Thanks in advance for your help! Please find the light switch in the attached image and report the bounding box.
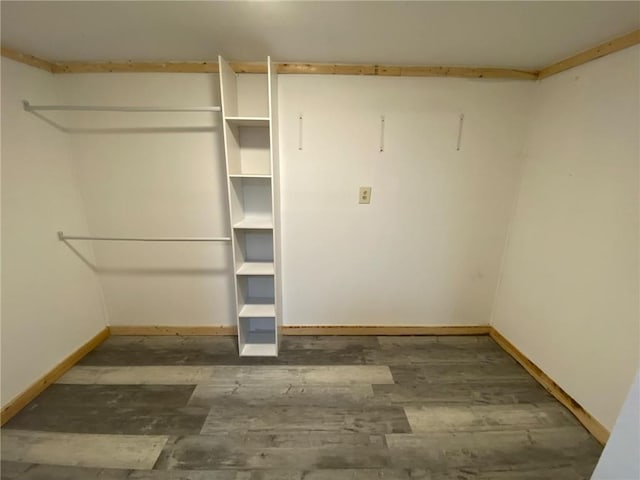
[359,186,371,204]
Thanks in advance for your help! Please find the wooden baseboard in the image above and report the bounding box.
[108,325,489,336]
[1,327,110,425]
[489,327,609,445]
[109,325,238,336]
[283,325,490,336]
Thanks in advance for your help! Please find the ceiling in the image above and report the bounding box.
[1,1,639,70]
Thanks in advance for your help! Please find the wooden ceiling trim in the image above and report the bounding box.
[53,61,219,74]
[2,29,638,79]
[276,63,538,79]
[1,47,57,73]
[539,29,639,79]
[49,60,538,79]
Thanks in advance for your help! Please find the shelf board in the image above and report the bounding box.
[239,304,276,317]
[236,262,275,275]
[229,174,272,179]
[233,218,273,230]
[240,342,277,357]
[226,116,270,127]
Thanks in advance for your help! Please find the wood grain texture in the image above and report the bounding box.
[5,403,208,436]
[52,61,536,79]
[0,47,535,80]
[1,430,167,470]
[57,365,395,385]
[53,61,219,74]
[0,47,57,73]
[539,29,640,79]
[109,325,237,336]
[386,427,602,472]
[404,403,574,433]
[200,405,411,434]
[277,63,537,80]
[153,434,392,470]
[2,335,603,477]
[0,327,109,426]
[489,327,610,445]
[283,325,491,335]
[188,383,375,408]
[107,325,490,336]
[4,30,638,80]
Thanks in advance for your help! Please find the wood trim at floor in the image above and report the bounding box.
[282,325,491,335]
[0,327,110,426]
[489,327,609,445]
[109,325,238,336]
[107,325,490,336]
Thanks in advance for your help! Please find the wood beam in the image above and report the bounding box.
[539,29,640,79]
[490,327,609,445]
[277,63,538,80]
[3,28,638,80]
[50,60,538,80]
[0,47,57,73]
[53,61,219,74]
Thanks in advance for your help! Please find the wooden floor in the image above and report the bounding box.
[1,335,602,479]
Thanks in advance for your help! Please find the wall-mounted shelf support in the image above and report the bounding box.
[298,114,303,151]
[380,115,385,152]
[457,113,465,151]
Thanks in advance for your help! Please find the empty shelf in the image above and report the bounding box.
[226,116,270,127]
[229,174,272,179]
[233,218,273,229]
[240,342,277,357]
[239,304,276,317]
[236,262,275,275]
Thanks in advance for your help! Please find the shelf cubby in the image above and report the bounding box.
[225,124,271,176]
[238,317,277,357]
[229,177,272,226]
[234,229,274,275]
[237,275,275,317]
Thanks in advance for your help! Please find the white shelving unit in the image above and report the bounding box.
[219,56,282,357]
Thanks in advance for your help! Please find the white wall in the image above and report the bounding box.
[492,46,640,431]
[592,370,640,480]
[50,73,534,328]
[55,74,235,327]
[1,58,107,406]
[279,75,534,325]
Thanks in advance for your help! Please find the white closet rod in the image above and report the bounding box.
[24,100,221,113]
[58,231,230,242]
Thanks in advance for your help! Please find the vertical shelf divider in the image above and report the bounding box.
[219,55,281,357]
[268,56,283,354]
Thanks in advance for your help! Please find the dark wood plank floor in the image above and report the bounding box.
[1,335,603,479]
